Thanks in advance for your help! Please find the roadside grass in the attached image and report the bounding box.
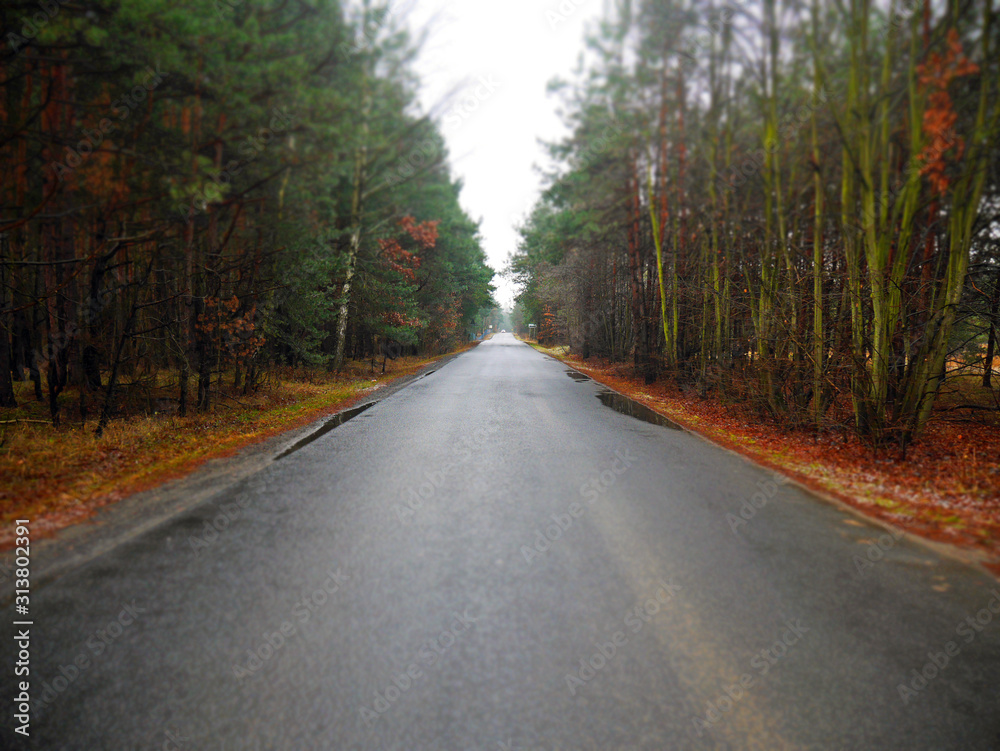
[530,343,1000,566]
[0,348,470,544]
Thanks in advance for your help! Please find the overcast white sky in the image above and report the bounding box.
[401,0,608,309]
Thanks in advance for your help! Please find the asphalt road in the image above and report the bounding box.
[3,333,999,750]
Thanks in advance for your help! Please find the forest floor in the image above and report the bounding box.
[0,347,472,546]
[529,342,1000,574]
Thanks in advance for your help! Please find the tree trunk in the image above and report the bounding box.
[983,270,999,388]
[811,0,824,426]
[333,18,374,372]
[0,240,16,408]
[651,63,672,366]
[626,153,650,382]
[0,322,15,408]
[81,245,118,392]
[96,263,152,437]
[178,221,194,417]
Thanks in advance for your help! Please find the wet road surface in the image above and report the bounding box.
[3,333,999,750]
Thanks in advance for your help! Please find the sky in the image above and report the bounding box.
[400,0,609,310]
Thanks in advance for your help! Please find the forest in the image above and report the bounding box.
[1,0,496,433]
[510,0,999,448]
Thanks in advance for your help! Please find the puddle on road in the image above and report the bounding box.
[275,401,378,460]
[565,369,591,382]
[596,390,682,430]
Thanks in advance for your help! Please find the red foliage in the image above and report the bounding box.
[383,311,423,327]
[378,236,420,281]
[196,295,265,359]
[377,215,438,282]
[540,304,558,341]
[422,295,461,350]
[399,215,439,249]
[916,29,979,195]
[375,216,441,329]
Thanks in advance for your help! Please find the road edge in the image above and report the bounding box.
[544,348,998,580]
[0,349,470,605]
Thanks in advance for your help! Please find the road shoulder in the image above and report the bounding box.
[0,350,468,604]
[526,341,999,580]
